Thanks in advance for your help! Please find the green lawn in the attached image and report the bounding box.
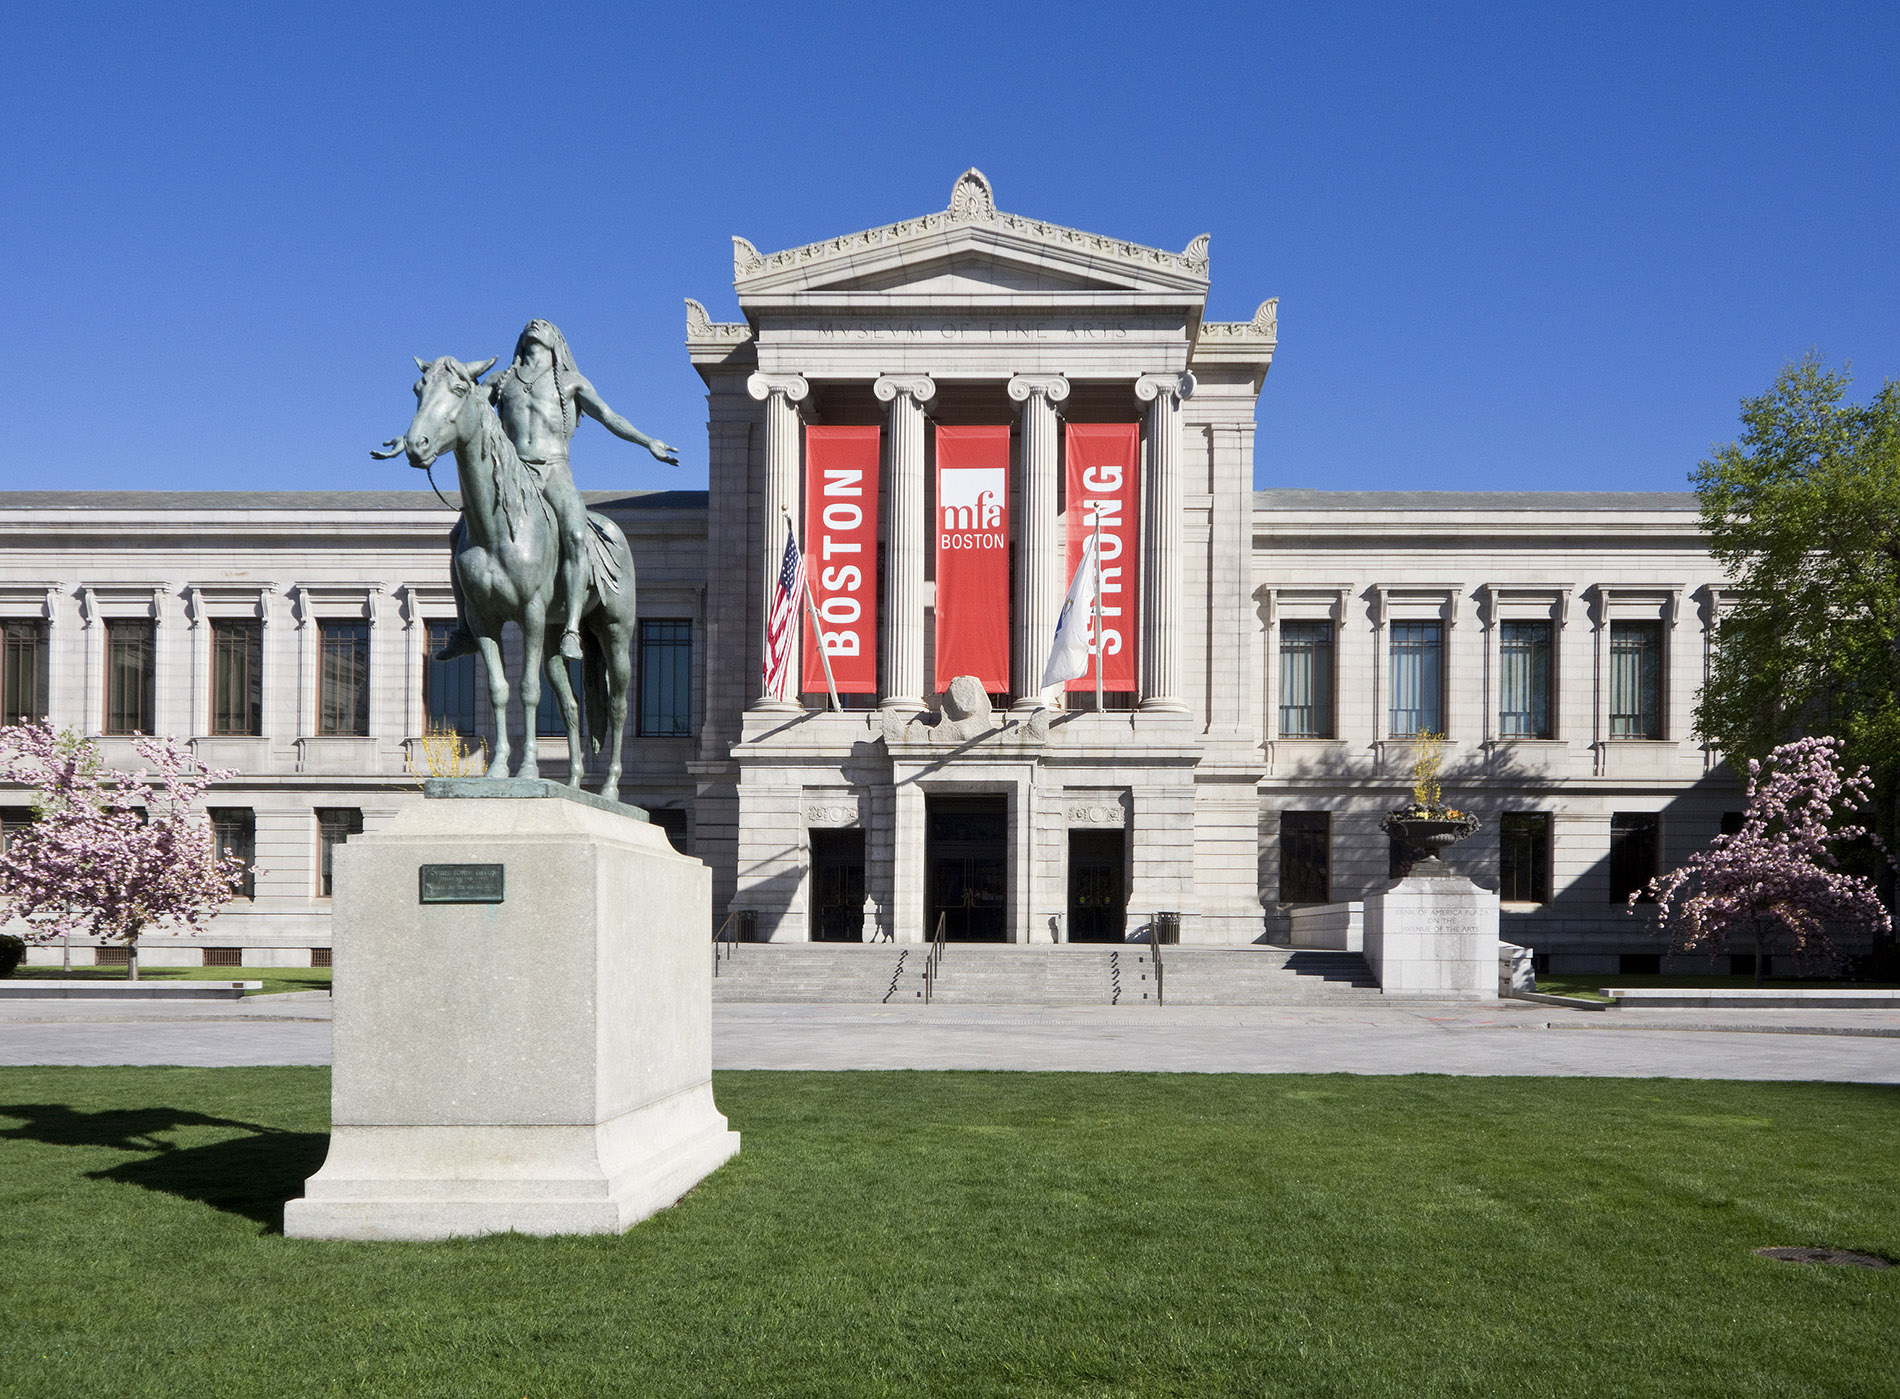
[1537,974,1900,1003]
[2,1070,1897,1397]
[5,965,330,996]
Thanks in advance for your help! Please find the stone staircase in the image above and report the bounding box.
[710,943,1386,1006]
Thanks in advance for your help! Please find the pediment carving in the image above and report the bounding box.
[730,169,1211,297]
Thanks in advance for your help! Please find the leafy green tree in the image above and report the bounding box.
[1693,354,1900,948]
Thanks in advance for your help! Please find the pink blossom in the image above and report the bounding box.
[0,723,246,979]
[1636,736,1891,980]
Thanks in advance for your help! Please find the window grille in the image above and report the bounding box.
[105,619,154,735]
[1,620,48,725]
[1609,621,1663,738]
[316,807,364,896]
[423,621,479,737]
[1498,621,1552,739]
[318,623,369,737]
[535,658,583,737]
[638,620,693,736]
[1500,812,1551,903]
[211,620,262,736]
[1609,812,1659,902]
[209,807,256,899]
[1279,811,1330,903]
[1388,621,1443,737]
[202,947,242,967]
[1279,622,1334,738]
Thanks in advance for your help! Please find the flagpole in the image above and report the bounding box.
[785,507,842,713]
[1092,509,1104,714]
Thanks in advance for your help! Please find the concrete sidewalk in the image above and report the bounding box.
[5,996,1900,1080]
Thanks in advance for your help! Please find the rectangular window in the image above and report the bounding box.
[535,658,583,737]
[1609,621,1663,739]
[1500,812,1551,903]
[211,620,263,736]
[203,947,242,967]
[638,620,693,737]
[1389,621,1443,738]
[209,807,256,899]
[1609,812,1659,902]
[649,808,689,854]
[1498,621,1552,739]
[1278,622,1335,739]
[0,806,33,855]
[1279,811,1330,904]
[316,807,363,897]
[423,621,479,737]
[1720,810,1744,837]
[1,620,48,725]
[317,622,369,737]
[105,619,155,735]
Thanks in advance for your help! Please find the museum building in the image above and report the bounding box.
[0,171,1745,973]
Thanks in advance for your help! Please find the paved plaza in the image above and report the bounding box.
[5,997,1900,1081]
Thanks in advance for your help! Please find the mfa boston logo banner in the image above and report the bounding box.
[934,427,1011,691]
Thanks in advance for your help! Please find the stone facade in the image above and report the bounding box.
[0,173,1761,974]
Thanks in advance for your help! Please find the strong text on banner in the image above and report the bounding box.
[1064,423,1140,693]
[934,425,1011,692]
[803,426,881,693]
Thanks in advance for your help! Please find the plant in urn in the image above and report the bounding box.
[1379,730,1479,870]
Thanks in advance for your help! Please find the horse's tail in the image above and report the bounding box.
[582,625,609,756]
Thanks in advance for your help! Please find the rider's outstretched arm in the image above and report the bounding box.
[574,376,679,464]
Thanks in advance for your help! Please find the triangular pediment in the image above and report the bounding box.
[732,169,1210,301]
[815,249,1128,295]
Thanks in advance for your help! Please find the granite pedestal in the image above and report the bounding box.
[1363,861,1500,1000]
[284,780,739,1240]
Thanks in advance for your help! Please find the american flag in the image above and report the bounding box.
[763,522,805,701]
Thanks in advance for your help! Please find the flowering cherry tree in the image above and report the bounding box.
[0,723,246,981]
[1638,736,1891,985]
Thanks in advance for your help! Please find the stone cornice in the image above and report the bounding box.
[684,298,751,348]
[732,168,1212,291]
[1197,298,1278,344]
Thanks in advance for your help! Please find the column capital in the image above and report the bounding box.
[746,372,809,404]
[1006,374,1070,404]
[1135,371,1196,405]
[873,374,936,404]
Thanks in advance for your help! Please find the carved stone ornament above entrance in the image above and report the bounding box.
[879,675,1052,749]
[804,802,860,827]
[1067,803,1128,826]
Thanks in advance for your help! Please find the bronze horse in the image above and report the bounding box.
[378,356,637,793]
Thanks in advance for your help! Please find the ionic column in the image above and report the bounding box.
[1135,371,1195,713]
[745,372,809,711]
[1007,374,1069,711]
[873,374,935,712]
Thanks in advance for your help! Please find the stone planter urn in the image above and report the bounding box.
[1379,811,1481,870]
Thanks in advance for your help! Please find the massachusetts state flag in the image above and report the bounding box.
[764,523,805,702]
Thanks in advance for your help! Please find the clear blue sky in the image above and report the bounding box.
[4,2,1894,496]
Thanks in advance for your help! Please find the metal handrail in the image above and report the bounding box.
[1150,920,1165,1006]
[711,909,742,977]
[923,912,947,1004]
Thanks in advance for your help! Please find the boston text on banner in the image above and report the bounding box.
[803,426,881,693]
[934,425,1011,692]
[1064,423,1140,693]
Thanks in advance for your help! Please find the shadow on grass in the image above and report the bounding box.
[0,1103,328,1233]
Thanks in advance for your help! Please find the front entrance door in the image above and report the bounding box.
[810,828,866,942]
[925,796,1007,941]
[1067,829,1126,942]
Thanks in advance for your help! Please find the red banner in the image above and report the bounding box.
[934,425,1011,692]
[1064,423,1140,692]
[803,426,881,693]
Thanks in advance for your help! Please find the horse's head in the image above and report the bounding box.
[394,355,497,468]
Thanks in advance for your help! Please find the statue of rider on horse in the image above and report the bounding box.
[373,321,676,798]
